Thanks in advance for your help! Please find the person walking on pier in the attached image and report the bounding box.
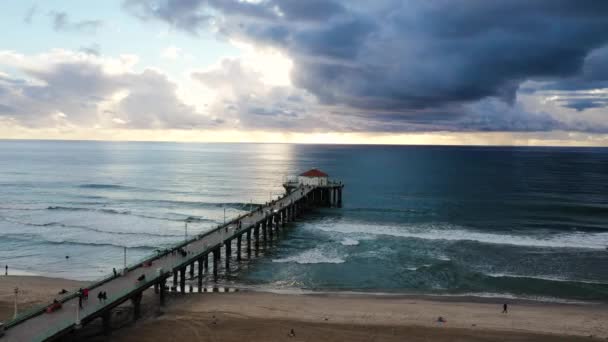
[97,291,103,303]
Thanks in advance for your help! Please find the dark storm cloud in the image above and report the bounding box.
[124,1,608,108]
[49,11,103,33]
[120,1,608,132]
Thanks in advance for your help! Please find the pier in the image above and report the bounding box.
[1,170,344,342]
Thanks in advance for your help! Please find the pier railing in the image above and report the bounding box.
[2,199,278,330]
[3,184,321,339]
[33,270,172,342]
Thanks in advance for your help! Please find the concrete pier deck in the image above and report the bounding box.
[2,182,343,342]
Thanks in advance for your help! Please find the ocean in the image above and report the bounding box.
[1,140,607,301]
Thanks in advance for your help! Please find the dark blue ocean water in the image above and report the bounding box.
[1,141,607,301]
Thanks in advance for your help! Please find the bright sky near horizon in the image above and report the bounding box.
[2,1,608,146]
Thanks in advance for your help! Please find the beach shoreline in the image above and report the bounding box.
[1,275,607,340]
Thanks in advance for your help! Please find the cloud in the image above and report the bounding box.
[190,58,325,131]
[521,46,608,111]
[24,5,37,24]
[0,50,214,130]
[49,11,103,33]
[79,44,101,56]
[161,46,181,59]
[123,0,608,132]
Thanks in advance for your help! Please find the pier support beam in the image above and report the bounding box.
[282,209,287,227]
[262,221,268,244]
[102,311,111,336]
[179,268,186,293]
[189,262,194,278]
[159,279,166,306]
[269,217,274,242]
[204,254,208,274]
[338,187,342,208]
[213,248,219,281]
[197,258,203,289]
[131,292,142,321]
[225,240,231,271]
[172,271,178,291]
[246,229,252,258]
[237,235,242,261]
[254,224,260,253]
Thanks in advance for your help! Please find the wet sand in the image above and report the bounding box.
[1,276,607,341]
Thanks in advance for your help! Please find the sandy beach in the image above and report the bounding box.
[0,276,86,322]
[108,291,608,341]
[2,276,607,341]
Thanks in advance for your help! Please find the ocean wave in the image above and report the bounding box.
[308,222,608,250]
[342,207,431,214]
[1,234,161,250]
[0,217,184,238]
[44,205,214,223]
[273,248,346,264]
[340,238,360,246]
[485,273,608,285]
[78,183,130,190]
[433,292,597,304]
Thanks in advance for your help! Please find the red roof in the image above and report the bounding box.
[300,168,328,177]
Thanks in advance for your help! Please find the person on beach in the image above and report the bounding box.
[113,267,117,277]
[97,291,103,303]
[4,265,7,275]
[502,303,508,314]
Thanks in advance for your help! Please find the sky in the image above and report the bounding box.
[1,1,608,146]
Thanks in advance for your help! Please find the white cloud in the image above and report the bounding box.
[0,49,215,130]
[161,46,182,60]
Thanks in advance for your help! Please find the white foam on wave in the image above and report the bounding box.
[306,221,608,250]
[273,248,345,264]
[340,238,360,246]
[486,272,608,285]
